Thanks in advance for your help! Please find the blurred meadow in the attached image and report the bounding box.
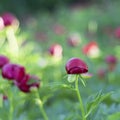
[0,0,120,120]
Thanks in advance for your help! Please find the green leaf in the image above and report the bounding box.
[79,75,86,87]
[67,75,76,83]
[107,112,120,120]
[86,91,113,118]
[111,90,120,103]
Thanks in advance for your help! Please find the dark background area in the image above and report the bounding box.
[0,0,105,16]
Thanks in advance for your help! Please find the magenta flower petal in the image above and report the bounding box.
[49,44,63,58]
[1,12,19,27]
[2,63,25,80]
[15,74,40,93]
[65,58,88,74]
[0,55,9,68]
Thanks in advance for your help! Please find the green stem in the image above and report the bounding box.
[6,27,19,56]
[35,91,48,120]
[75,75,86,120]
[7,82,14,120]
[9,94,13,120]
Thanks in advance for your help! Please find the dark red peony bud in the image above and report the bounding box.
[114,27,120,39]
[49,44,63,58]
[15,74,40,93]
[1,12,19,27]
[65,58,88,74]
[105,55,117,71]
[2,63,25,80]
[82,41,100,58]
[0,55,9,68]
[105,55,117,64]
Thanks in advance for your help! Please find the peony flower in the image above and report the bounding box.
[105,55,117,64]
[15,74,40,93]
[0,55,9,68]
[82,41,100,58]
[65,57,88,74]
[49,44,63,58]
[1,12,19,27]
[2,63,25,80]
[105,55,117,71]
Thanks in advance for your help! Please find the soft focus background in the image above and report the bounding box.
[0,0,120,120]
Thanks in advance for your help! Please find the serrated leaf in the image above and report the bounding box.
[107,112,120,120]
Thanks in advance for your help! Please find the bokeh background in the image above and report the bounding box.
[0,0,120,120]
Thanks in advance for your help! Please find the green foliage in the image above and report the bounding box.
[86,91,113,118]
[0,1,120,119]
[107,112,120,120]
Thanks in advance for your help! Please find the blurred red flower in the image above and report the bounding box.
[49,44,63,58]
[105,55,117,71]
[15,74,40,93]
[82,41,100,58]
[2,63,25,80]
[0,55,9,68]
[1,12,19,27]
[114,27,120,39]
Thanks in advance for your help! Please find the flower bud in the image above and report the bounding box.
[49,44,63,58]
[105,55,117,64]
[105,55,117,71]
[2,63,25,80]
[82,41,100,58]
[15,74,40,93]
[1,12,19,28]
[65,58,88,74]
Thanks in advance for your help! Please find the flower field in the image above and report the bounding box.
[0,1,120,120]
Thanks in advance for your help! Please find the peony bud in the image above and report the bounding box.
[2,63,25,80]
[65,58,88,74]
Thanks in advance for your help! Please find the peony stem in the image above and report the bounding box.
[35,91,48,120]
[9,94,13,120]
[6,27,19,56]
[75,75,86,120]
